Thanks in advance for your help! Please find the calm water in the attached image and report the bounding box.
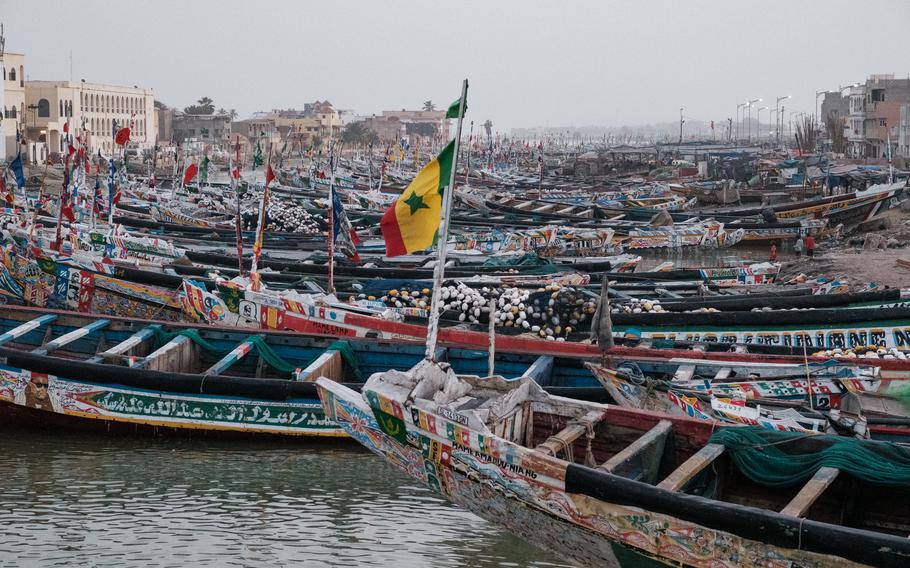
[0,429,572,568]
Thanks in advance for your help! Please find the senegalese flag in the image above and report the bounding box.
[201,155,210,184]
[253,141,263,169]
[379,139,454,257]
[445,93,467,119]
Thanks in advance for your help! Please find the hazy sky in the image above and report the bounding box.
[4,0,910,131]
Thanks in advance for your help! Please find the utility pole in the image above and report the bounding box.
[678,107,684,145]
[736,103,746,143]
[775,95,790,146]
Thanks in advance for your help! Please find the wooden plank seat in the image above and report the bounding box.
[600,420,672,484]
[780,467,840,518]
[657,443,725,492]
[31,319,110,356]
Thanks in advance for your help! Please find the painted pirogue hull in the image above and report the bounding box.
[0,362,345,437]
[318,382,903,568]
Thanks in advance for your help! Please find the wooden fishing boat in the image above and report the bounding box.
[0,305,610,438]
[586,360,910,440]
[317,361,910,567]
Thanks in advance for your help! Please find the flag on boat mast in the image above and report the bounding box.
[182,161,198,186]
[379,139,454,257]
[331,186,361,264]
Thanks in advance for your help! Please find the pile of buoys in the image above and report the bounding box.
[611,298,667,314]
[524,284,597,340]
[353,282,598,339]
[813,346,908,360]
[241,200,323,234]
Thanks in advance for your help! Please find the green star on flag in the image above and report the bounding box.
[403,191,430,215]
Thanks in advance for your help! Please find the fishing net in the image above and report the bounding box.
[152,329,362,380]
[709,427,910,488]
[482,252,551,267]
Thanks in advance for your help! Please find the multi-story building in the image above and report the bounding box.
[846,84,867,158]
[862,75,909,159]
[2,51,25,161]
[899,104,910,159]
[379,109,449,140]
[171,111,231,147]
[839,75,910,159]
[22,80,155,163]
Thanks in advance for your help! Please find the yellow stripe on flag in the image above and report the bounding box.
[393,159,442,253]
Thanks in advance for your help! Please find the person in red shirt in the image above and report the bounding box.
[806,234,815,258]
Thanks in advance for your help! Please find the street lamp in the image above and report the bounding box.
[775,95,790,145]
[747,98,761,144]
[736,102,747,143]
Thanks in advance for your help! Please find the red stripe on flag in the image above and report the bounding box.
[183,163,198,185]
[379,207,407,257]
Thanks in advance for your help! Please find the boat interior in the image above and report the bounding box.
[422,370,910,538]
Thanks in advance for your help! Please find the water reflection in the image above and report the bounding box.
[0,430,570,567]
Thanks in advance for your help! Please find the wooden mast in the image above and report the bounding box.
[425,78,468,362]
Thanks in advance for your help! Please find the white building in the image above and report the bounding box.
[2,51,25,162]
[23,80,156,163]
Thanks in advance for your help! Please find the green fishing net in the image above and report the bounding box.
[152,328,361,381]
[709,427,910,488]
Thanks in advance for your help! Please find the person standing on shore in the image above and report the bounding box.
[806,233,815,258]
[794,235,804,256]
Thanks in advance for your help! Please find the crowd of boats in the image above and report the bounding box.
[2,134,910,567]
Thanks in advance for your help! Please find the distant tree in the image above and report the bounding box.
[422,100,436,112]
[341,121,379,145]
[229,108,238,119]
[825,113,846,154]
[154,100,168,110]
[184,96,215,115]
[217,107,227,115]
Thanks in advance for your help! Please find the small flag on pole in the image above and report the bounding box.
[332,190,361,263]
[183,162,198,185]
[115,127,131,146]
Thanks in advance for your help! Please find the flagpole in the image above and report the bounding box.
[425,78,468,362]
[327,148,336,295]
[27,159,50,250]
[233,136,245,276]
[250,143,273,276]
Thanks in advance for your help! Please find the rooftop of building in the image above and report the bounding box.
[23,80,154,94]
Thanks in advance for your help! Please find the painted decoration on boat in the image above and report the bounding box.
[0,366,343,436]
[641,325,910,350]
[697,263,780,285]
[51,265,94,312]
[626,221,744,250]
[181,280,231,323]
[318,382,859,568]
[451,226,617,257]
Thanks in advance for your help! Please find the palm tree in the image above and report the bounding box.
[229,109,238,120]
[422,100,436,112]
